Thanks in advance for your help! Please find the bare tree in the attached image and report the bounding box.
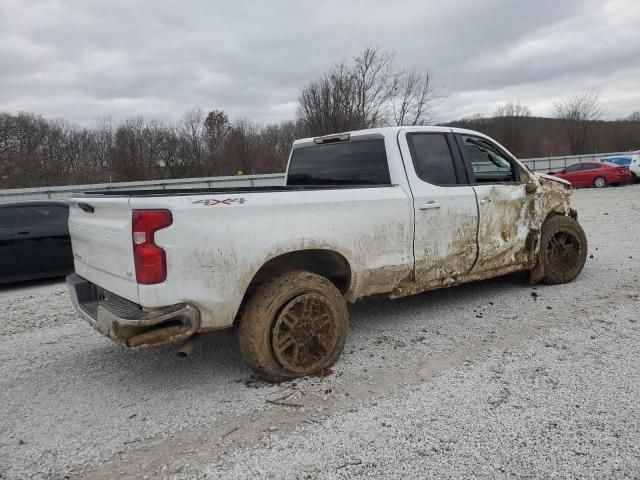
[495,101,531,118]
[112,117,146,181]
[224,119,260,175]
[297,63,361,135]
[93,117,113,181]
[203,110,231,176]
[297,46,439,135]
[554,90,603,155]
[351,46,398,127]
[392,69,440,126]
[627,111,640,122]
[492,101,531,154]
[177,108,206,173]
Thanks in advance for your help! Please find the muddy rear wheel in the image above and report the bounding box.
[539,215,588,285]
[239,271,348,382]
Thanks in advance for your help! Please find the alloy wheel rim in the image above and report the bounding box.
[272,293,338,373]
[546,229,582,270]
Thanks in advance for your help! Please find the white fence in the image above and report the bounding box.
[0,151,633,203]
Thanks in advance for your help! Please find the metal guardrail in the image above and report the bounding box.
[0,173,285,202]
[0,151,634,203]
[520,152,630,173]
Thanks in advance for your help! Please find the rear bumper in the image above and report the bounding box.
[612,172,633,183]
[66,273,200,349]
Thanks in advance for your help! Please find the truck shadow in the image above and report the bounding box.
[347,271,532,332]
[65,271,535,390]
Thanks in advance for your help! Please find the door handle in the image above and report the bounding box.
[479,199,491,205]
[419,201,441,210]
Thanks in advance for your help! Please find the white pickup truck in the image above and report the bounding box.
[67,126,587,381]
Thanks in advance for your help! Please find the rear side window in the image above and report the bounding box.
[407,133,461,185]
[581,163,599,170]
[287,139,391,186]
[7,205,68,227]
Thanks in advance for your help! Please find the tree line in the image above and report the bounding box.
[1,46,639,189]
[450,93,640,159]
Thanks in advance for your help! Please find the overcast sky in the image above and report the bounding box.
[1,0,639,126]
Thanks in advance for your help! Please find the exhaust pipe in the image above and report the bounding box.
[177,340,194,357]
[177,332,213,357]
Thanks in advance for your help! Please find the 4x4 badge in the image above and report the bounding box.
[192,198,246,206]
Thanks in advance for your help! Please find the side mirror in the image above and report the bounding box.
[525,184,539,194]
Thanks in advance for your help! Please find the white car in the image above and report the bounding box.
[600,151,640,182]
[631,150,640,181]
[66,126,587,381]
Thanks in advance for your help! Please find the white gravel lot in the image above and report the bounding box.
[1,185,639,479]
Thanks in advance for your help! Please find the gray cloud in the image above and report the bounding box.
[0,0,638,125]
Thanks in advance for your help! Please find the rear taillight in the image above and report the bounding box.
[132,209,172,284]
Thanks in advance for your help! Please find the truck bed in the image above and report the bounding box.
[75,184,392,198]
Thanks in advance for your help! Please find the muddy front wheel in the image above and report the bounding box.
[539,215,588,285]
[239,271,348,382]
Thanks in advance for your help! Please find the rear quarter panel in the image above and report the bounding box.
[129,186,413,330]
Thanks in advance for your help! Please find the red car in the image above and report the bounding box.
[549,162,632,188]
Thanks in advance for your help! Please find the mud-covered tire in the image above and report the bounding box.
[238,271,349,382]
[539,215,588,285]
[593,176,607,188]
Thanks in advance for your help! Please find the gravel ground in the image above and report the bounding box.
[1,185,639,479]
[0,280,71,336]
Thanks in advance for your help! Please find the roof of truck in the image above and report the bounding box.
[293,126,487,147]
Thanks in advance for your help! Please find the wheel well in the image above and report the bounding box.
[249,249,352,295]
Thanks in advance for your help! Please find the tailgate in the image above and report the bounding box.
[67,197,138,303]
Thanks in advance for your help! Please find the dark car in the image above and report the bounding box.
[0,201,74,283]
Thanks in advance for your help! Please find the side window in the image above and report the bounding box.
[407,133,461,185]
[13,205,68,227]
[581,163,598,170]
[565,164,581,172]
[459,135,517,183]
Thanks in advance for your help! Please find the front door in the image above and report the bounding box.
[398,129,478,286]
[456,133,536,274]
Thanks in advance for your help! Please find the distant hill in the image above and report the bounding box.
[444,116,640,158]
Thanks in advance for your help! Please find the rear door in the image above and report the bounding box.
[398,130,478,285]
[579,162,601,186]
[456,133,537,274]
